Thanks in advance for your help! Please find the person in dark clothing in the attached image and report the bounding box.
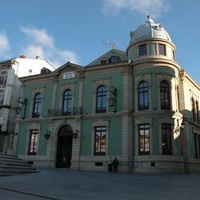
[112,157,119,172]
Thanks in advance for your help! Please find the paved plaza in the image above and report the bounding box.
[0,169,200,200]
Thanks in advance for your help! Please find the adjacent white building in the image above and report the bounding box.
[0,56,55,153]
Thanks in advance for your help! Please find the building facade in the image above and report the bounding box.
[0,56,55,153]
[13,16,200,173]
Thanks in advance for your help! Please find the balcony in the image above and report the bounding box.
[48,107,82,117]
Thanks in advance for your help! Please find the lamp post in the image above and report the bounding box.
[108,86,117,113]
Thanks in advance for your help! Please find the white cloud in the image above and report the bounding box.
[0,31,11,58]
[20,27,55,49]
[101,0,169,18]
[19,27,79,68]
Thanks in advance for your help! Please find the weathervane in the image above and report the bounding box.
[103,36,116,49]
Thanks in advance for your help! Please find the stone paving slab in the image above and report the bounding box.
[0,169,200,200]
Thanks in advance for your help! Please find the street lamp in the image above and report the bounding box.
[15,97,27,119]
[108,86,117,113]
[44,131,51,139]
[181,122,185,129]
[72,130,79,139]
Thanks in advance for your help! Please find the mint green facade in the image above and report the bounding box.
[13,17,200,173]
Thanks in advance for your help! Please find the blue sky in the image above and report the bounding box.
[0,0,200,83]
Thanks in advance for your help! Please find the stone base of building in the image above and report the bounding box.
[18,155,54,168]
[18,155,200,174]
[134,155,185,173]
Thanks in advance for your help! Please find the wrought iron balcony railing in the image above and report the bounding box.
[47,107,82,117]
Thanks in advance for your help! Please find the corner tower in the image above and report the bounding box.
[127,16,184,173]
[126,15,176,62]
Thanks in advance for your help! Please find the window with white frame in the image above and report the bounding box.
[138,124,150,155]
[138,81,149,110]
[191,98,196,121]
[159,44,166,55]
[96,85,107,113]
[160,81,170,110]
[161,123,172,155]
[28,129,38,155]
[32,93,42,118]
[94,126,106,155]
[0,74,7,85]
[139,44,147,56]
[62,89,72,115]
[196,101,199,123]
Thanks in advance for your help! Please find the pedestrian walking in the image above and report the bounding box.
[112,157,119,172]
[107,156,112,172]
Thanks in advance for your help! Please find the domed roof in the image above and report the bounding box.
[129,15,171,44]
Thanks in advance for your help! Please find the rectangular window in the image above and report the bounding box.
[94,126,106,155]
[28,130,38,155]
[162,124,172,155]
[0,75,7,85]
[138,81,149,110]
[196,101,199,123]
[139,124,150,155]
[194,134,200,159]
[139,44,147,56]
[159,44,166,55]
[0,93,4,106]
[172,50,175,60]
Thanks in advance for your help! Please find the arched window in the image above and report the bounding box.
[63,89,72,115]
[160,81,170,110]
[177,85,180,111]
[32,93,42,118]
[138,81,149,110]
[191,98,196,121]
[196,101,199,123]
[96,85,107,113]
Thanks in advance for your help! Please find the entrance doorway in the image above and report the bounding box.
[56,125,73,168]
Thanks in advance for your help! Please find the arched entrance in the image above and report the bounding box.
[56,125,73,168]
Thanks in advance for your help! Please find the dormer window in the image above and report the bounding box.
[159,44,166,55]
[139,44,147,56]
[101,60,108,64]
[109,56,121,63]
[40,68,51,74]
[100,56,121,64]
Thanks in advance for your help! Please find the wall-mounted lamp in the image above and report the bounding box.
[44,131,51,139]
[72,130,79,139]
[108,86,117,113]
[15,97,27,119]
[0,126,8,135]
[174,122,185,133]
[180,122,185,129]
